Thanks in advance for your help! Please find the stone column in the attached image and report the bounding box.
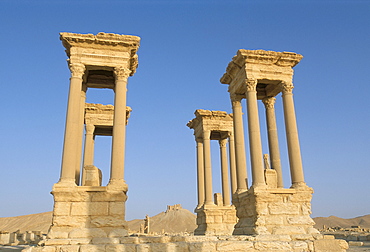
[262,97,283,188]
[75,84,87,185]
[109,67,131,188]
[245,79,265,187]
[281,81,305,187]
[59,63,85,185]
[219,138,231,206]
[228,133,237,194]
[230,94,248,192]
[83,124,95,167]
[203,130,214,205]
[196,137,205,208]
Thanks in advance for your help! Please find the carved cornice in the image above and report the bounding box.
[114,67,131,81]
[69,63,85,78]
[262,97,276,109]
[280,81,294,94]
[246,79,257,92]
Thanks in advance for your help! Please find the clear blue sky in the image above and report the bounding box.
[0,0,369,220]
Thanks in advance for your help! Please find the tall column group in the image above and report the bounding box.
[57,32,140,188]
[187,110,235,208]
[220,49,306,190]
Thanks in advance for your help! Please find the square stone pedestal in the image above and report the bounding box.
[45,183,128,245]
[194,205,237,236]
[233,185,318,236]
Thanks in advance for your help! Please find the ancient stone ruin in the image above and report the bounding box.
[25,32,348,252]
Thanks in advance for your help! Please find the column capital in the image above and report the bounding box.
[230,93,244,103]
[262,97,276,109]
[219,138,228,148]
[246,79,258,92]
[280,81,294,94]
[69,63,85,78]
[85,124,95,135]
[195,136,203,143]
[114,67,131,81]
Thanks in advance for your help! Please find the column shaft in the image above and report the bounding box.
[59,63,85,185]
[83,124,95,167]
[281,82,305,186]
[245,79,265,187]
[196,138,205,208]
[228,133,237,194]
[110,68,130,187]
[75,84,87,185]
[263,97,283,188]
[231,96,248,191]
[219,139,231,206]
[203,130,214,205]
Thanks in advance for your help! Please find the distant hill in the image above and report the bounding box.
[313,215,370,229]
[128,204,196,234]
[0,212,52,233]
[0,204,196,234]
[1,208,369,234]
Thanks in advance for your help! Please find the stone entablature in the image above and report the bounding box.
[220,49,303,99]
[60,32,140,78]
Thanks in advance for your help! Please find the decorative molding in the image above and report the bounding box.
[114,67,131,81]
[219,139,228,148]
[280,81,294,94]
[262,97,276,109]
[69,63,85,78]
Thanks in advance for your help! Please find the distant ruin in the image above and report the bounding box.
[24,32,348,252]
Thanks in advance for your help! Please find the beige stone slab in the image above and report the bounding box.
[79,245,106,252]
[216,241,254,251]
[58,245,80,252]
[91,237,119,244]
[69,228,107,238]
[253,241,292,251]
[106,244,136,252]
[71,202,109,216]
[313,239,348,252]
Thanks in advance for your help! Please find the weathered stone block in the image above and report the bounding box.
[59,245,80,252]
[106,244,136,252]
[120,236,139,244]
[291,241,309,251]
[68,238,91,245]
[53,202,71,216]
[91,237,119,244]
[136,244,150,252]
[53,216,89,227]
[272,226,306,235]
[91,192,127,202]
[108,229,128,238]
[79,245,106,252]
[90,216,126,227]
[268,203,300,215]
[313,239,348,252]
[287,216,315,225]
[69,228,107,238]
[188,241,216,252]
[109,202,125,215]
[216,240,254,251]
[71,202,109,216]
[254,241,292,251]
[291,234,314,241]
